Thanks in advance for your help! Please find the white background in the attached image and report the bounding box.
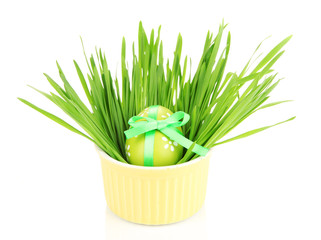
[1,0,320,239]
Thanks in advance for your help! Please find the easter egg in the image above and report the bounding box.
[125,106,183,166]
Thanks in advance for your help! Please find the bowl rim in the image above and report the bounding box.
[96,145,213,171]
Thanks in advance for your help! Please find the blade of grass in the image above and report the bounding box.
[212,116,296,146]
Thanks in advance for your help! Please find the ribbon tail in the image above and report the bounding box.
[160,127,209,157]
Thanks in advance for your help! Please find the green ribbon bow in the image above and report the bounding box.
[124,106,209,166]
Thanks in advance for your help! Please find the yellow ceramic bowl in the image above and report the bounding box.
[96,146,211,225]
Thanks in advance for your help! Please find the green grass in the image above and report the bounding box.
[18,21,295,164]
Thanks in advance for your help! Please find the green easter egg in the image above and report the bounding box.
[125,106,183,166]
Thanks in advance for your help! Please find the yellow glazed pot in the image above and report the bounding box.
[96,146,211,225]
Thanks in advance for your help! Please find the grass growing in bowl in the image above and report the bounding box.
[18,21,295,164]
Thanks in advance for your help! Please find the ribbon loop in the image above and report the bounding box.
[124,110,209,159]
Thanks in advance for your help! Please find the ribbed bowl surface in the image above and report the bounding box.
[96,146,210,225]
